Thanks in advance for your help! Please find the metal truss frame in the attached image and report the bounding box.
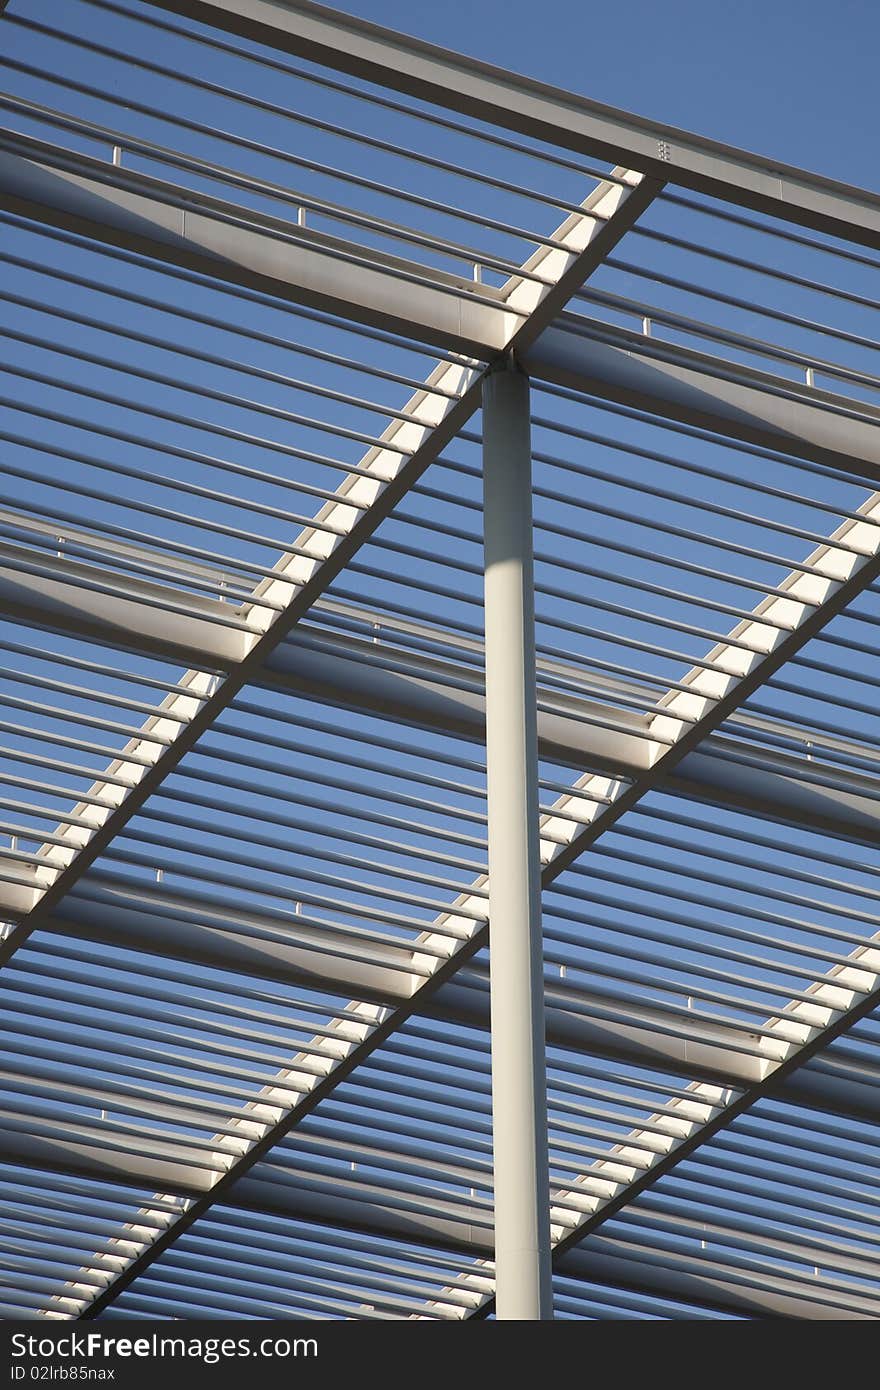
[0,0,879,1322]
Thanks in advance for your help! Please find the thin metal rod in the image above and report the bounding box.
[152,768,484,876]
[661,189,880,271]
[587,257,880,358]
[444,424,871,537]
[0,342,413,464]
[586,287,876,397]
[11,958,361,1056]
[0,289,451,432]
[482,361,552,1320]
[629,224,880,311]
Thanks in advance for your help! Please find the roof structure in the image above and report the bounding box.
[0,0,879,1320]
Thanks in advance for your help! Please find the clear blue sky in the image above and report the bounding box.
[336,0,879,190]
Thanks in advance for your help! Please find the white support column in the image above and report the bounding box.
[482,358,553,1320]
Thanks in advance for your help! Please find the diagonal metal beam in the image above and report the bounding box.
[4,0,879,1322]
[523,941,880,1306]
[533,491,880,884]
[0,369,476,962]
[6,341,878,1317]
[144,0,880,247]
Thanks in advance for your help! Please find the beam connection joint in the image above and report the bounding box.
[482,357,552,1320]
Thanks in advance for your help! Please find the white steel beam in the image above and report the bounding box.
[0,136,506,359]
[535,490,880,885]
[0,535,245,670]
[4,1,879,1322]
[0,1132,864,1319]
[3,134,878,482]
[0,574,877,926]
[39,887,880,1121]
[0,133,655,358]
[44,876,418,1004]
[76,524,880,1317]
[145,0,880,246]
[14,472,880,1316]
[7,119,880,491]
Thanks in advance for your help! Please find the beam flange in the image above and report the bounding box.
[0,136,508,358]
[525,320,880,481]
[0,133,657,357]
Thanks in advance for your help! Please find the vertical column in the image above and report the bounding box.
[482,358,552,1320]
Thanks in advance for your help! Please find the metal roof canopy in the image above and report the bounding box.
[0,0,877,1321]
